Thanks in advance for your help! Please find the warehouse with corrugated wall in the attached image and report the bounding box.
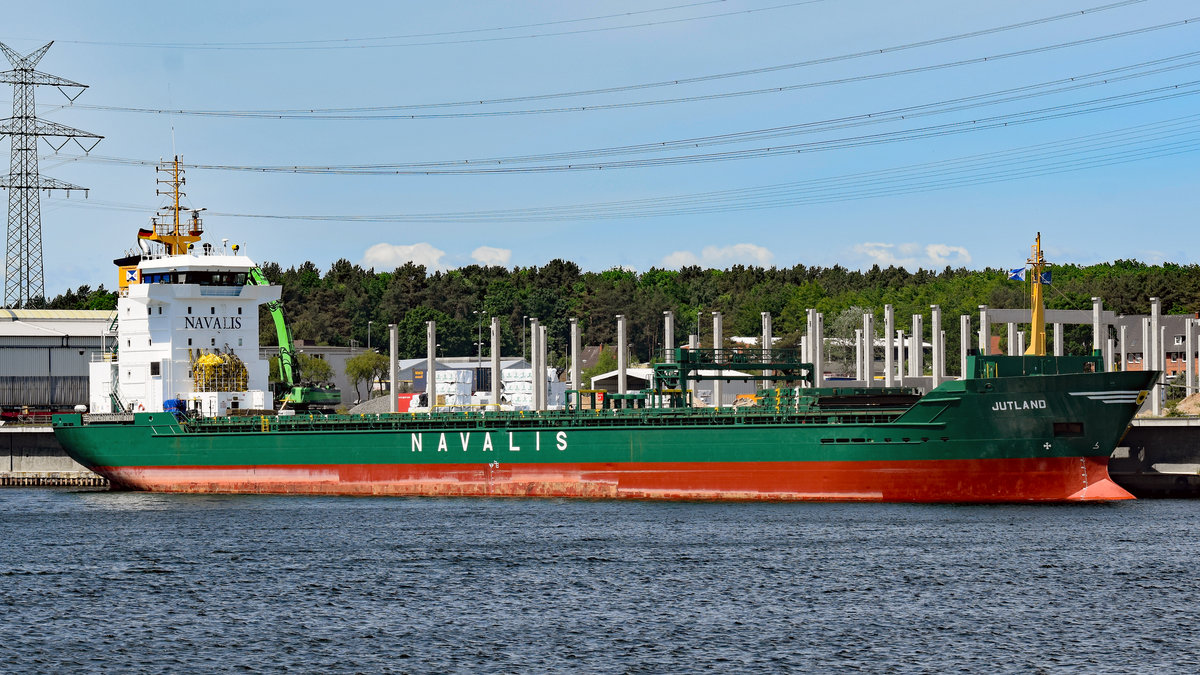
[0,309,111,410]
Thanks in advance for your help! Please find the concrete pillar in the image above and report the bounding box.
[1141,318,1151,414]
[862,312,874,386]
[1105,337,1115,374]
[814,312,825,387]
[978,305,989,355]
[1016,331,1026,355]
[389,323,398,413]
[689,334,698,350]
[426,320,436,409]
[910,314,923,377]
[895,329,906,383]
[569,317,581,404]
[761,311,773,390]
[1155,325,1165,416]
[854,329,864,381]
[540,324,548,409]
[663,311,675,363]
[931,305,942,387]
[805,309,816,365]
[960,315,970,379]
[1007,323,1017,356]
[1054,323,1064,356]
[712,311,724,407]
[1119,324,1127,373]
[884,304,895,387]
[492,317,502,411]
[529,318,541,410]
[616,315,627,395]
[1186,319,1195,396]
[1150,298,1161,371]
[1092,297,1103,355]
[1151,298,1161,416]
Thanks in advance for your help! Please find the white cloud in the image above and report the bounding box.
[470,246,512,267]
[660,243,774,268]
[362,242,447,270]
[852,242,971,270]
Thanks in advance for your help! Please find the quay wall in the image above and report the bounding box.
[1,427,108,487]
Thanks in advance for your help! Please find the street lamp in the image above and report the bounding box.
[367,320,373,351]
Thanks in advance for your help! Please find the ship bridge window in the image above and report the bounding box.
[134,271,247,286]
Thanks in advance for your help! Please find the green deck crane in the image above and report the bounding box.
[247,267,341,411]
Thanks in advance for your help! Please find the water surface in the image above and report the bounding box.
[2,490,1198,672]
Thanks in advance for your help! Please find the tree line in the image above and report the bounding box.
[34,257,1200,376]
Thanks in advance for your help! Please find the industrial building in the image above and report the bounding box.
[0,309,110,416]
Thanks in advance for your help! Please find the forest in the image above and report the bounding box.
[36,257,1200,377]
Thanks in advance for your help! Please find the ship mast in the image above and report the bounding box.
[1024,232,1047,356]
[143,155,203,255]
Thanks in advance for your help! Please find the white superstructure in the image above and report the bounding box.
[89,250,279,415]
[88,156,279,416]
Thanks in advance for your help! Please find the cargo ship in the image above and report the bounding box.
[52,166,1155,501]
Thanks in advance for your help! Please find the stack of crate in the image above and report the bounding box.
[434,369,474,407]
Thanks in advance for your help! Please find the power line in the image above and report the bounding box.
[59,73,1200,175]
[57,0,1158,118]
[65,13,1200,120]
[9,0,828,51]
[45,115,1200,223]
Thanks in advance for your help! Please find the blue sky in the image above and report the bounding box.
[2,0,1198,293]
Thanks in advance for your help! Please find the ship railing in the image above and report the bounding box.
[178,406,914,433]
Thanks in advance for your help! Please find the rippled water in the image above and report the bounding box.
[2,490,1199,673]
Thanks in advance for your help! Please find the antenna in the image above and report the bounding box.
[0,41,103,307]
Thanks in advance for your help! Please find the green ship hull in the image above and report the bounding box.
[52,363,1156,502]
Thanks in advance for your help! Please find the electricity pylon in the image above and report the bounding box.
[0,41,102,307]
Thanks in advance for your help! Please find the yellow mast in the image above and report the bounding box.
[1024,232,1047,356]
[143,155,203,255]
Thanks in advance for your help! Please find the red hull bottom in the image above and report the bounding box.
[94,457,1134,502]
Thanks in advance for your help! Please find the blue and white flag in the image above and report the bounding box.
[1007,268,1026,281]
[1040,271,1052,285]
